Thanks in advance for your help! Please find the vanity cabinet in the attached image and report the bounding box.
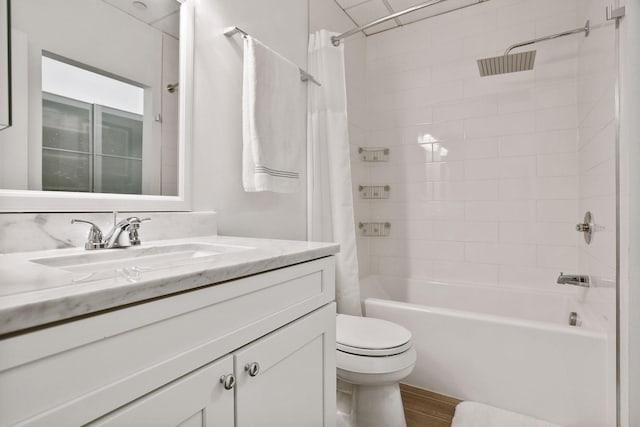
[93,356,235,427]
[0,256,336,427]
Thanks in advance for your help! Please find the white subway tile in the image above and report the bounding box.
[535,80,577,109]
[537,245,578,269]
[535,106,578,132]
[432,261,499,285]
[432,95,498,122]
[434,220,499,242]
[537,199,579,222]
[579,159,615,199]
[499,222,578,246]
[425,161,466,182]
[406,240,465,261]
[498,266,560,289]
[466,180,500,200]
[465,138,499,159]
[465,111,535,138]
[579,120,615,173]
[465,158,501,180]
[465,242,537,266]
[466,200,537,222]
[499,178,535,200]
[535,176,579,199]
[499,129,577,157]
[498,88,535,114]
[424,201,466,219]
[537,153,579,177]
[499,156,537,178]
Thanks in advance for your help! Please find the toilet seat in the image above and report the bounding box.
[336,314,412,357]
[337,341,413,356]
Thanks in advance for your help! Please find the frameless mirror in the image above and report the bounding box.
[0,0,9,130]
[0,0,189,205]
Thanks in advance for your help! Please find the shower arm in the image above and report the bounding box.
[504,20,590,55]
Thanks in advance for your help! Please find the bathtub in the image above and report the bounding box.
[360,275,609,427]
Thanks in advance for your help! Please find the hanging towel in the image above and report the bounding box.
[242,36,304,193]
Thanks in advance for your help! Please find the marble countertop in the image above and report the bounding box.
[0,235,339,336]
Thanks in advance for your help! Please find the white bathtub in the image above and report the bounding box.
[361,275,609,427]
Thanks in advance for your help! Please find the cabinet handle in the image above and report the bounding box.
[220,374,236,390]
[244,362,260,377]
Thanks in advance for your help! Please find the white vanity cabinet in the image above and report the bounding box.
[92,355,236,427]
[0,256,336,427]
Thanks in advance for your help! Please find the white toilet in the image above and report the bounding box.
[336,314,417,427]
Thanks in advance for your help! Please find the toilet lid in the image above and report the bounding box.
[336,314,412,357]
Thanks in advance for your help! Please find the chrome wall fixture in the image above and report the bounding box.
[359,222,391,237]
[224,26,321,86]
[331,0,490,46]
[576,211,595,244]
[605,5,625,22]
[477,20,590,77]
[359,147,390,162]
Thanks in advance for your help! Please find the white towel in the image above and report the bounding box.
[452,402,564,427]
[242,36,304,193]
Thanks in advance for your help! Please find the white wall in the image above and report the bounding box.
[619,0,640,425]
[352,0,582,289]
[190,0,308,240]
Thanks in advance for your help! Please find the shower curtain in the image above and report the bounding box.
[307,30,362,316]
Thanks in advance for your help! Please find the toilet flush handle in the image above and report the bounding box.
[245,362,260,377]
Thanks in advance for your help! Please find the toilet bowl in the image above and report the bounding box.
[336,314,416,427]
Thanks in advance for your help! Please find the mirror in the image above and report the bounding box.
[0,0,192,209]
[0,0,9,130]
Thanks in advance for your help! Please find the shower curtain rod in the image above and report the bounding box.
[224,26,322,86]
[331,0,490,46]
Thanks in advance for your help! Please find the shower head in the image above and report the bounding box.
[476,50,536,77]
[477,20,589,77]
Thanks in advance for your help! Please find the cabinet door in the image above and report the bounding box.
[234,304,336,427]
[91,355,235,427]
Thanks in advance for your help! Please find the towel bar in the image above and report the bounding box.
[224,26,322,87]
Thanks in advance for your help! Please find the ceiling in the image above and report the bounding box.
[102,0,180,39]
[333,0,484,36]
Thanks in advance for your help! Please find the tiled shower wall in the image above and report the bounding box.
[351,0,586,289]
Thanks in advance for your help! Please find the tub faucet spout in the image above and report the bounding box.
[557,273,590,287]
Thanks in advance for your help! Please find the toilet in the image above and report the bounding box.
[336,314,417,427]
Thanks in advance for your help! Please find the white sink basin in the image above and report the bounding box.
[30,243,253,278]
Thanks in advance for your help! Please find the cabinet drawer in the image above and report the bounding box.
[0,257,335,426]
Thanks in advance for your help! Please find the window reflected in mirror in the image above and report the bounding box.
[1,0,181,197]
[42,57,145,194]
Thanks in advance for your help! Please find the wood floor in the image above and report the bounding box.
[400,384,462,427]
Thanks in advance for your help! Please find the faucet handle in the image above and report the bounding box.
[126,217,151,224]
[125,217,151,246]
[71,219,106,250]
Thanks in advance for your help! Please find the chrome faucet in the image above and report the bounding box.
[557,272,590,287]
[104,218,134,249]
[71,213,150,250]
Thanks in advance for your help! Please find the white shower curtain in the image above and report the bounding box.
[307,30,362,316]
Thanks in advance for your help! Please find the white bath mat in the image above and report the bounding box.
[452,402,563,427]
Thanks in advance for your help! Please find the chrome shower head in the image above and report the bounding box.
[476,50,536,77]
[477,20,589,77]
